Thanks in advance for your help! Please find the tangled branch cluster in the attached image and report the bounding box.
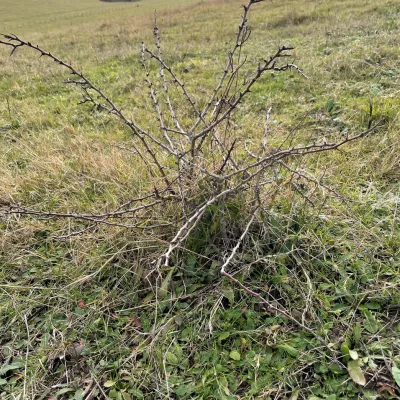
[0,0,377,354]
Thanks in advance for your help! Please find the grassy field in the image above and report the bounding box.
[0,0,400,399]
[0,0,200,33]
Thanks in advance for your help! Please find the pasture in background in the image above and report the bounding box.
[0,0,199,33]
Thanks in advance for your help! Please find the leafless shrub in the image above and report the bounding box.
[0,0,378,356]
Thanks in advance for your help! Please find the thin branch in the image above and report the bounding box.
[192,0,264,133]
[193,46,300,142]
[221,271,337,356]
[218,122,381,182]
[144,47,205,132]
[153,17,186,136]
[0,33,173,186]
[220,207,259,274]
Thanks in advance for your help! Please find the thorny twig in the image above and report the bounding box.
[0,0,380,365]
[219,208,341,360]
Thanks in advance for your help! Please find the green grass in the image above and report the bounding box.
[0,0,200,33]
[1,0,400,399]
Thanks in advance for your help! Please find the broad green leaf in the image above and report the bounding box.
[8,361,24,369]
[55,388,75,396]
[329,363,346,374]
[392,365,400,388]
[159,267,176,298]
[270,325,281,331]
[368,358,378,369]
[289,390,300,400]
[276,344,299,358]
[341,343,350,362]
[331,304,349,313]
[0,362,25,375]
[215,363,224,372]
[174,385,192,397]
[173,343,183,359]
[109,389,122,400]
[221,287,235,305]
[229,350,241,361]
[314,363,329,374]
[368,341,388,352]
[363,310,379,334]
[219,376,229,395]
[129,389,144,399]
[326,98,336,113]
[218,331,230,345]
[363,302,382,310]
[141,292,154,304]
[353,322,362,346]
[0,378,7,385]
[325,395,336,400]
[103,380,116,388]
[165,352,178,364]
[348,360,366,386]
[349,350,359,360]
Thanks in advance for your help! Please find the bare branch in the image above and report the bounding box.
[222,269,339,357]
[0,33,174,186]
[152,17,186,136]
[0,0,376,363]
[141,42,176,152]
[144,47,205,132]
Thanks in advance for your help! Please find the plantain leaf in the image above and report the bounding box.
[55,388,75,396]
[341,343,350,363]
[218,331,230,345]
[276,344,299,358]
[349,350,359,360]
[229,350,241,361]
[165,352,178,364]
[221,287,234,305]
[353,322,362,346]
[289,390,300,400]
[392,365,400,388]
[0,362,25,376]
[159,267,176,298]
[363,310,379,334]
[348,360,366,386]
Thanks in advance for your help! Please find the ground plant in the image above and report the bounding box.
[0,0,399,399]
